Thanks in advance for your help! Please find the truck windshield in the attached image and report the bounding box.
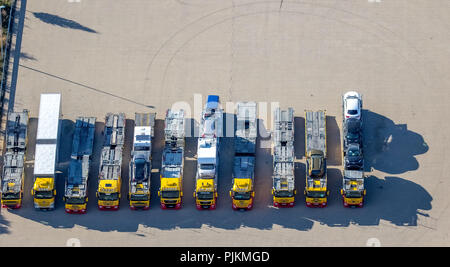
[345,191,362,198]
[130,194,149,201]
[161,191,179,199]
[274,191,294,198]
[197,191,214,200]
[306,191,326,198]
[98,192,119,201]
[200,164,215,170]
[34,191,53,199]
[233,191,251,200]
[1,192,20,200]
[66,197,85,204]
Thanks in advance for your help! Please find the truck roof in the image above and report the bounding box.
[343,170,364,191]
[6,110,28,151]
[1,152,25,194]
[103,113,125,146]
[197,137,217,159]
[161,148,183,178]
[233,156,255,180]
[71,117,96,157]
[305,110,327,157]
[165,109,185,147]
[200,96,223,138]
[33,144,57,176]
[235,102,257,155]
[36,93,61,141]
[272,162,295,191]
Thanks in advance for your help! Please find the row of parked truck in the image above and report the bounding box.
[0,92,366,212]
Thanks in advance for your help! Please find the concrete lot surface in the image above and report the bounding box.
[0,0,450,246]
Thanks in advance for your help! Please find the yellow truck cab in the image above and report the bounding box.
[1,110,28,209]
[271,107,296,208]
[305,111,328,208]
[194,179,217,210]
[158,109,185,209]
[159,178,182,209]
[64,117,95,214]
[31,178,56,210]
[128,113,155,210]
[32,93,61,211]
[305,150,329,207]
[97,113,125,211]
[230,178,254,210]
[230,102,257,210]
[341,170,365,207]
[97,178,121,210]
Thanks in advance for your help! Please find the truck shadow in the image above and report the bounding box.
[0,215,9,234]
[363,110,429,174]
[302,171,432,227]
[3,111,431,233]
[326,116,341,166]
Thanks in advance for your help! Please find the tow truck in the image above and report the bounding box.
[341,170,366,207]
[271,107,296,207]
[304,110,329,207]
[230,102,257,210]
[97,113,125,210]
[159,109,185,209]
[194,95,222,210]
[63,117,95,213]
[1,110,28,209]
[129,113,155,210]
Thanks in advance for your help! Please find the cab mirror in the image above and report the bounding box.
[303,190,306,196]
[340,189,344,195]
[158,191,161,197]
[327,191,330,196]
[86,197,89,202]
[271,189,274,195]
[193,192,196,198]
[53,190,57,196]
[62,197,66,202]
[251,192,255,198]
[363,190,366,196]
[229,191,232,197]
[96,192,99,198]
[294,189,297,195]
[180,192,183,197]
[215,192,218,198]
[30,189,34,196]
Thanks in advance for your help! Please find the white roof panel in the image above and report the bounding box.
[37,93,61,140]
[34,144,57,175]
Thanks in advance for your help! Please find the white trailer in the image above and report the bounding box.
[32,93,61,210]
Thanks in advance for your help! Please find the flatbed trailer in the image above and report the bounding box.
[1,110,28,209]
[97,113,125,210]
[271,107,296,207]
[159,109,185,209]
[304,110,328,207]
[129,113,155,210]
[230,102,257,210]
[64,117,96,214]
[194,95,222,210]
